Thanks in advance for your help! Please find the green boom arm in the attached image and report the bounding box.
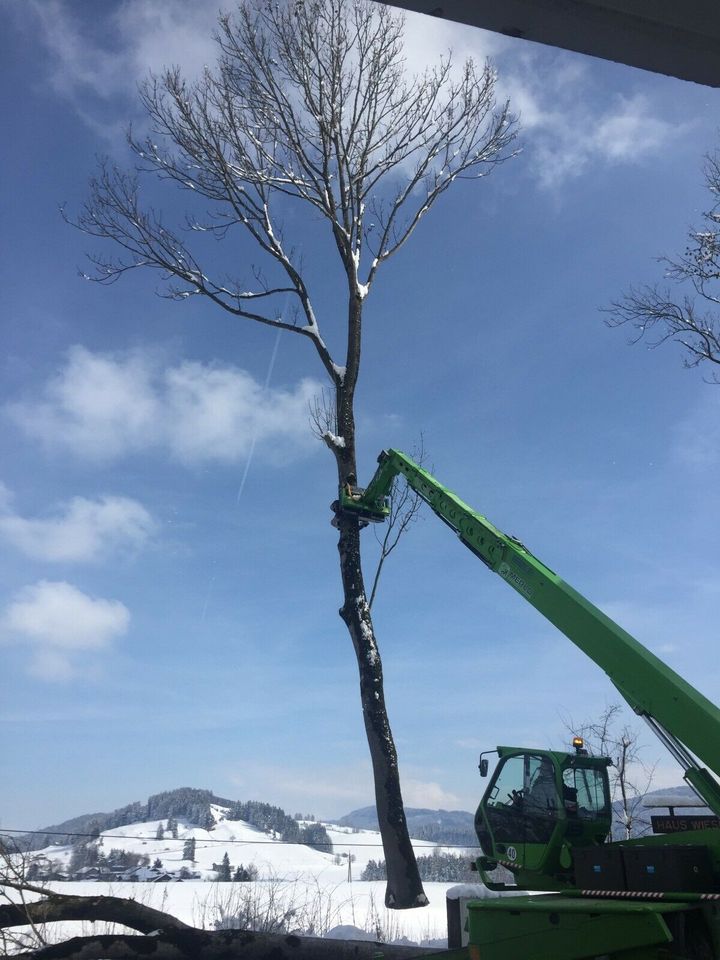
[348,449,720,813]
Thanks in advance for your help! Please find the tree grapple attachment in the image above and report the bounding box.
[334,480,390,524]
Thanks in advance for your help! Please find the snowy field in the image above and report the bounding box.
[23,879,457,946]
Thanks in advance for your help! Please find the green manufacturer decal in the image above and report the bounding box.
[499,561,534,598]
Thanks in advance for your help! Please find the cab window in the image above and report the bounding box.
[488,755,525,810]
[485,754,560,845]
[562,766,608,818]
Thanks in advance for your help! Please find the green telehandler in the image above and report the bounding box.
[339,450,720,960]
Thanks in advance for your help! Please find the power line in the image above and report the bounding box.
[0,827,479,851]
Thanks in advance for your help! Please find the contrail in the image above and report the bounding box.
[235,323,283,505]
[201,304,287,622]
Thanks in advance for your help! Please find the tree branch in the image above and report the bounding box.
[607,150,720,382]
[0,894,191,934]
[368,439,428,610]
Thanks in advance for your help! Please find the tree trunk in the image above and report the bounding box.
[331,323,426,910]
[2,894,436,959]
[337,519,427,909]
[14,929,436,960]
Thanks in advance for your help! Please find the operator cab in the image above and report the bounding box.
[475,744,612,890]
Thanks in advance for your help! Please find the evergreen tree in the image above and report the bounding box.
[152,857,163,870]
[360,858,386,881]
[182,837,196,862]
[217,851,232,881]
[166,816,179,839]
[360,851,475,883]
[155,823,165,840]
[298,821,332,853]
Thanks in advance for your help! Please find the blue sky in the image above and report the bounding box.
[2,0,720,832]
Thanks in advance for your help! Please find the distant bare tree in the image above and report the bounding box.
[607,152,720,382]
[0,839,49,955]
[564,704,656,839]
[68,0,516,908]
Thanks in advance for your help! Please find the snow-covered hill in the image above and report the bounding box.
[31,802,458,883]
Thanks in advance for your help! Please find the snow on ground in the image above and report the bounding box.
[10,880,460,947]
[23,813,479,946]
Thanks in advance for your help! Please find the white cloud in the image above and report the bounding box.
[2,581,130,681]
[500,64,678,188]
[365,12,679,189]
[113,0,219,86]
[227,761,375,819]
[163,361,319,464]
[9,347,161,460]
[8,346,320,466]
[23,0,219,139]
[401,11,505,76]
[0,489,155,562]
[594,96,673,162]
[401,778,462,810]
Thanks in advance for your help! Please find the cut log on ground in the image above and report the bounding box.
[11,928,435,960]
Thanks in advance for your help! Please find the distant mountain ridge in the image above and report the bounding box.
[338,806,478,847]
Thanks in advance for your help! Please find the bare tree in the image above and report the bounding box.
[563,704,656,839]
[0,839,50,955]
[607,152,720,382]
[68,0,516,908]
